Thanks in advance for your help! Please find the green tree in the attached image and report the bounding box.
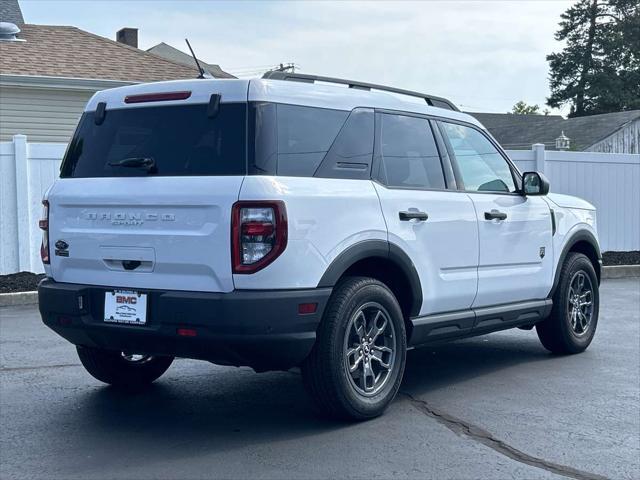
[547,0,640,117]
[510,101,541,115]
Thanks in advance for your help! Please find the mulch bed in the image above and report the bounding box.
[0,251,638,294]
[602,251,640,266]
[0,272,45,294]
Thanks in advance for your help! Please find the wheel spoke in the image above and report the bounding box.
[370,349,391,369]
[353,311,366,341]
[361,358,375,392]
[347,347,364,373]
[372,345,392,354]
[370,311,388,344]
[578,310,589,331]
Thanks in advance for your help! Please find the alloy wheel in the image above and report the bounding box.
[343,302,397,396]
[567,271,594,337]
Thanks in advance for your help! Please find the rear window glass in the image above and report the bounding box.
[61,103,246,178]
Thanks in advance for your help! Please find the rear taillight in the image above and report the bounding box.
[232,201,287,274]
[39,200,50,264]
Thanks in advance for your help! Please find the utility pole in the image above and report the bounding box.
[274,62,296,73]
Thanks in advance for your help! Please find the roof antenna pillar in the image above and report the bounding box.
[185,38,210,79]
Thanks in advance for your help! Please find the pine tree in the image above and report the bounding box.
[547,0,640,117]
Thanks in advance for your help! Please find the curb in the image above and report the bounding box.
[0,291,38,307]
[0,266,638,308]
[602,265,640,279]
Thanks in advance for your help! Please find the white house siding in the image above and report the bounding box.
[586,119,640,154]
[0,85,93,143]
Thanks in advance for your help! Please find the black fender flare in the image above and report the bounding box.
[550,229,602,298]
[317,240,423,317]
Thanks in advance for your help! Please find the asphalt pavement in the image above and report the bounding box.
[1,278,638,480]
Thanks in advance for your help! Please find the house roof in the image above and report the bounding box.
[0,24,200,83]
[0,0,24,25]
[469,110,640,150]
[147,42,235,79]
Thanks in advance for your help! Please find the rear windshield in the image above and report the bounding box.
[61,103,247,178]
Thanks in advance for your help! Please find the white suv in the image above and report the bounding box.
[38,72,601,420]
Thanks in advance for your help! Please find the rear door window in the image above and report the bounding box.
[61,103,246,178]
[376,113,446,189]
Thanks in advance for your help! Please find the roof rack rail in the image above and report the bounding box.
[261,71,459,112]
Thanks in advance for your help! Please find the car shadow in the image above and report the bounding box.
[63,331,555,469]
[402,331,554,395]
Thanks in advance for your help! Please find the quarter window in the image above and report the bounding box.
[440,122,516,193]
[250,103,349,177]
[277,105,348,176]
[378,113,446,189]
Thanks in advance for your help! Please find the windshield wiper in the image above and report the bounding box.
[108,157,156,172]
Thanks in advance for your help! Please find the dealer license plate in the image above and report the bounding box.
[104,290,147,325]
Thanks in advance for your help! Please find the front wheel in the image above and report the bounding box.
[536,252,599,354]
[77,346,174,388]
[302,277,407,421]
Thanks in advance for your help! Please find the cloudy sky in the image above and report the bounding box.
[21,0,573,114]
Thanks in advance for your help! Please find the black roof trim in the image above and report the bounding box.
[262,71,459,112]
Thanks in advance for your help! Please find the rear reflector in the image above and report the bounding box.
[177,328,197,337]
[124,91,192,104]
[298,303,318,315]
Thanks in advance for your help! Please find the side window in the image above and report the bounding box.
[440,122,516,193]
[377,113,446,189]
[276,105,348,176]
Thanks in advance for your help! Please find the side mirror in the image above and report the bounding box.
[522,171,549,196]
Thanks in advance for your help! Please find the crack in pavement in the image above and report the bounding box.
[0,363,80,372]
[400,392,610,480]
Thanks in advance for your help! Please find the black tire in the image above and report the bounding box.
[536,252,599,354]
[77,346,174,388]
[301,276,407,421]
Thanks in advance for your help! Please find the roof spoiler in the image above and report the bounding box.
[262,71,459,112]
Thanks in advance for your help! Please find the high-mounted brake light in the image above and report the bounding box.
[232,201,287,274]
[124,91,192,104]
[39,200,50,264]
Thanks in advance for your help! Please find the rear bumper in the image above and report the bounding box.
[38,279,331,371]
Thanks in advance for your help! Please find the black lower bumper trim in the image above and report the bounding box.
[38,279,331,371]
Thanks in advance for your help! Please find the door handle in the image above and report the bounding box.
[484,209,507,221]
[399,211,428,221]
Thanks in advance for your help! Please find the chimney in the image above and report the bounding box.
[116,28,138,48]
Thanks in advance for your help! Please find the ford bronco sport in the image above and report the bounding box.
[38,72,601,420]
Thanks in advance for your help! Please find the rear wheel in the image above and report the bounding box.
[536,252,599,354]
[302,277,407,420]
[77,346,174,388]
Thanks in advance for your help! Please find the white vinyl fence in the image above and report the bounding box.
[509,144,640,253]
[1,136,639,274]
[1,136,65,274]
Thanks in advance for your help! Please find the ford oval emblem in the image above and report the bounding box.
[55,240,69,250]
